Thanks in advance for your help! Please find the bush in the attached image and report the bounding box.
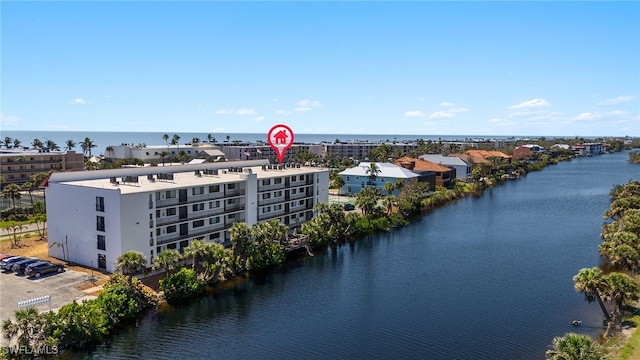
[160,268,206,305]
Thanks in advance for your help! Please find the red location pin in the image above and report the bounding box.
[267,124,294,164]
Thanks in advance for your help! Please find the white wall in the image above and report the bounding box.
[118,192,154,271]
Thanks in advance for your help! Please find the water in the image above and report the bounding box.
[2,130,541,155]
[66,151,636,359]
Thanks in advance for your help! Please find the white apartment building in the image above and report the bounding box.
[45,160,329,273]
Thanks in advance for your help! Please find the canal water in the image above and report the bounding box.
[70,151,637,359]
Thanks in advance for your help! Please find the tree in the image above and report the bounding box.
[3,136,12,148]
[384,181,396,196]
[192,137,200,145]
[65,139,76,151]
[115,251,147,282]
[545,333,606,360]
[80,137,97,156]
[382,195,397,215]
[105,146,115,158]
[365,162,381,186]
[573,267,610,322]
[2,221,24,248]
[226,135,231,142]
[158,150,169,166]
[32,138,44,150]
[45,139,60,151]
[152,249,182,278]
[13,138,22,148]
[171,134,181,153]
[603,272,639,321]
[207,134,215,144]
[183,238,207,271]
[230,222,252,271]
[334,176,345,196]
[355,186,381,216]
[21,181,35,213]
[2,183,22,210]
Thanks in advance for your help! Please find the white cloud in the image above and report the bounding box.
[404,110,426,118]
[276,110,292,116]
[489,118,501,123]
[572,110,628,122]
[428,111,455,119]
[70,98,90,105]
[253,116,265,122]
[1,113,21,126]
[598,95,636,106]
[449,107,468,113]
[294,99,322,112]
[215,108,234,115]
[510,98,550,109]
[440,101,454,107]
[236,108,256,115]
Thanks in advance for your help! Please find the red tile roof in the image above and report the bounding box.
[395,157,453,173]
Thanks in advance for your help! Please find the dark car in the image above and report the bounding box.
[25,261,64,278]
[11,258,41,275]
[0,256,26,271]
[343,203,356,211]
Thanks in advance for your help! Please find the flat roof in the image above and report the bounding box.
[51,162,328,194]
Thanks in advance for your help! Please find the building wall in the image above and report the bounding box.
[340,175,408,196]
[0,151,84,187]
[46,165,329,273]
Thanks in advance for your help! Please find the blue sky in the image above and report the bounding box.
[2,1,639,137]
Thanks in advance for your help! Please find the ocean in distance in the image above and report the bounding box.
[2,130,552,155]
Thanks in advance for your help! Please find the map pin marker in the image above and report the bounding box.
[267,124,295,164]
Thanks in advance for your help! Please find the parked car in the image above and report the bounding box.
[0,254,15,261]
[343,203,356,211]
[11,258,41,275]
[0,256,26,271]
[25,261,64,278]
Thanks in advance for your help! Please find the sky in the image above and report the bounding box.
[1,1,639,137]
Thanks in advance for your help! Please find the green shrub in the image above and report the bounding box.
[160,268,206,305]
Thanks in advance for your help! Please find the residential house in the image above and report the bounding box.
[419,154,471,180]
[338,162,419,195]
[395,157,454,189]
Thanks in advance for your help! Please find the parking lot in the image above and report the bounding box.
[0,268,97,345]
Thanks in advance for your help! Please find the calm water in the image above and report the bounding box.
[66,151,637,360]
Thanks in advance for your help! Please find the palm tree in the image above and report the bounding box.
[230,222,252,271]
[152,249,182,278]
[171,134,180,151]
[64,139,76,151]
[334,176,345,197]
[365,162,381,186]
[105,146,115,159]
[207,134,215,144]
[573,267,610,322]
[13,139,21,148]
[158,150,169,166]
[21,182,35,211]
[545,333,606,360]
[192,137,200,145]
[226,135,231,143]
[2,184,22,211]
[603,272,639,319]
[31,138,44,150]
[80,137,97,156]
[45,139,60,151]
[355,186,381,216]
[183,238,207,271]
[382,195,397,215]
[3,136,12,148]
[115,251,147,282]
[384,181,396,196]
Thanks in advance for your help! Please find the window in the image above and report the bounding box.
[263,193,271,200]
[166,190,176,199]
[299,200,304,205]
[227,198,236,205]
[95,196,104,212]
[262,206,271,213]
[227,183,236,190]
[209,233,220,241]
[209,217,220,224]
[156,210,161,217]
[209,185,220,193]
[228,213,236,219]
[209,200,220,209]
[274,178,282,184]
[292,188,297,194]
[98,254,106,269]
[156,228,161,236]
[97,235,106,250]
[262,179,271,186]
[167,208,177,216]
[274,204,282,211]
[299,175,304,180]
[193,220,204,228]
[192,203,204,212]
[192,187,204,195]
[97,216,105,232]
[167,225,177,233]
